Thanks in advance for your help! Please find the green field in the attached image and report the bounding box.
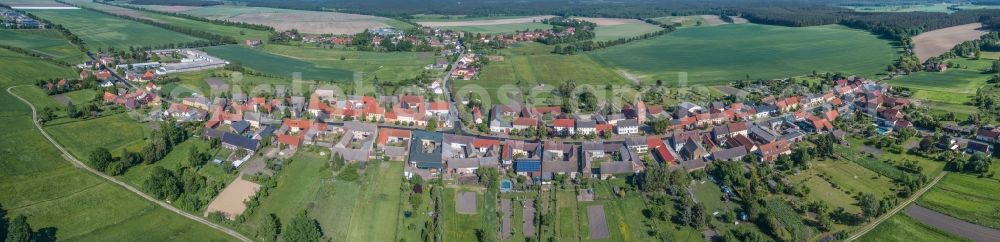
[651,15,707,27]
[203,44,433,83]
[0,29,87,63]
[63,0,272,42]
[592,23,663,41]
[790,173,862,213]
[918,171,1000,230]
[440,23,554,33]
[888,58,992,116]
[203,45,354,81]
[858,213,968,242]
[442,188,486,241]
[26,9,204,50]
[0,48,235,241]
[44,113,151,159]
[457,42,630,103]
[589,24,899,85]
[809,158,896,198]
[241,151,405,240]
[260,44,434,82]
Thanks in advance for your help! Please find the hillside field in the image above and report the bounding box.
[0,48,235,241]
[591,22,663,41]
[0,29,86,63]
[588,24,899,85]
[887,57,993,117]
[25,8,203,50]
[173,5,404,34]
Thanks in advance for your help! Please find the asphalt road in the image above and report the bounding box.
[8,86,250,242]
[906,205,1000,242]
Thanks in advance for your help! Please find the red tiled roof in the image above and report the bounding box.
[513,117,537,126]
[428,102,449,111]
[376,128,411,145]
[472,138,500,149]
[553,118,574,127]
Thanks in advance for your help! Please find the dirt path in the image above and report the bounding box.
[913,23,989,62]
[906,205,1000,242]
[7,86,251,242]
[616,69,642,85]
[845,171,948,241]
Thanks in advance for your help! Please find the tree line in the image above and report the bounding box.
[88,122,189,176]
[551,20,675,55]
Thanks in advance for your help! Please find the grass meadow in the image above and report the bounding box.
[858,213,969,242]
[0,49,235,241]
[26,9,203,50]
[888,57,994,118]
[918,170,1000,230]
[0,29,87,63]
[203,45,354,81]
[240,151,405,240]
[588,24,899,85]
[44,113,151,159]
[442,188,485,242]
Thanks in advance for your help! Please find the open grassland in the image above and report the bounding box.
[344,161,404,242]
[790,173,862,213]
[177,5,394,34]
[44,113,150,159]
[589,24,898,85]
[809,158,896,198]
[62,0,273,42]
[0,49,234,241]
[651,15,706,27]
[858,213,969,242]
[120,139,235,187]
[553,190,581,241]
[439,22,554,33]
[888,58,991,116]
[0,29,86,62]
[918,171,1000,230]
[912,23,989,62]
[594,180,702,241]
[26,8,203,49]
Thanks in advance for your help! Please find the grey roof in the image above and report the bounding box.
[712,147,747,161]
[408,130,443,166]
[624,137,646,148]
[617,119,638,127]
[600,161,635,175]
[231,120,251,134]
[576,119,597,128]
[204,128,224,139]
[750,125,778,142]
[443,134,475,145]
[582,141,604,152]
[222,132,258,151]
[342,121,377,133]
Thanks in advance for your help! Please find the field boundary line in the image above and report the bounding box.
[845,171,948,241]
[7,85,252,242]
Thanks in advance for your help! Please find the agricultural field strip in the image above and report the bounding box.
[5,86,251,242]
[417,15,557,27]
[845,171,948,241]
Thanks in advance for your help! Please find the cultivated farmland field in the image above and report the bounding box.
[918,172,1000,230]
[25,8,203,50]
[439,22,554,33]
[0,49,235,242]
[858,213,969,242]
[887,58,992,116]
[260,44,434,82]
[176,5,397,34]
[417,15,555,27]
[203,45,355,81]
[62,0,273,42]
[842,3,957,13]
[589,24,899,85]
[591,22,663,41]
[911,23,989,62]
[0,29,86,62]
